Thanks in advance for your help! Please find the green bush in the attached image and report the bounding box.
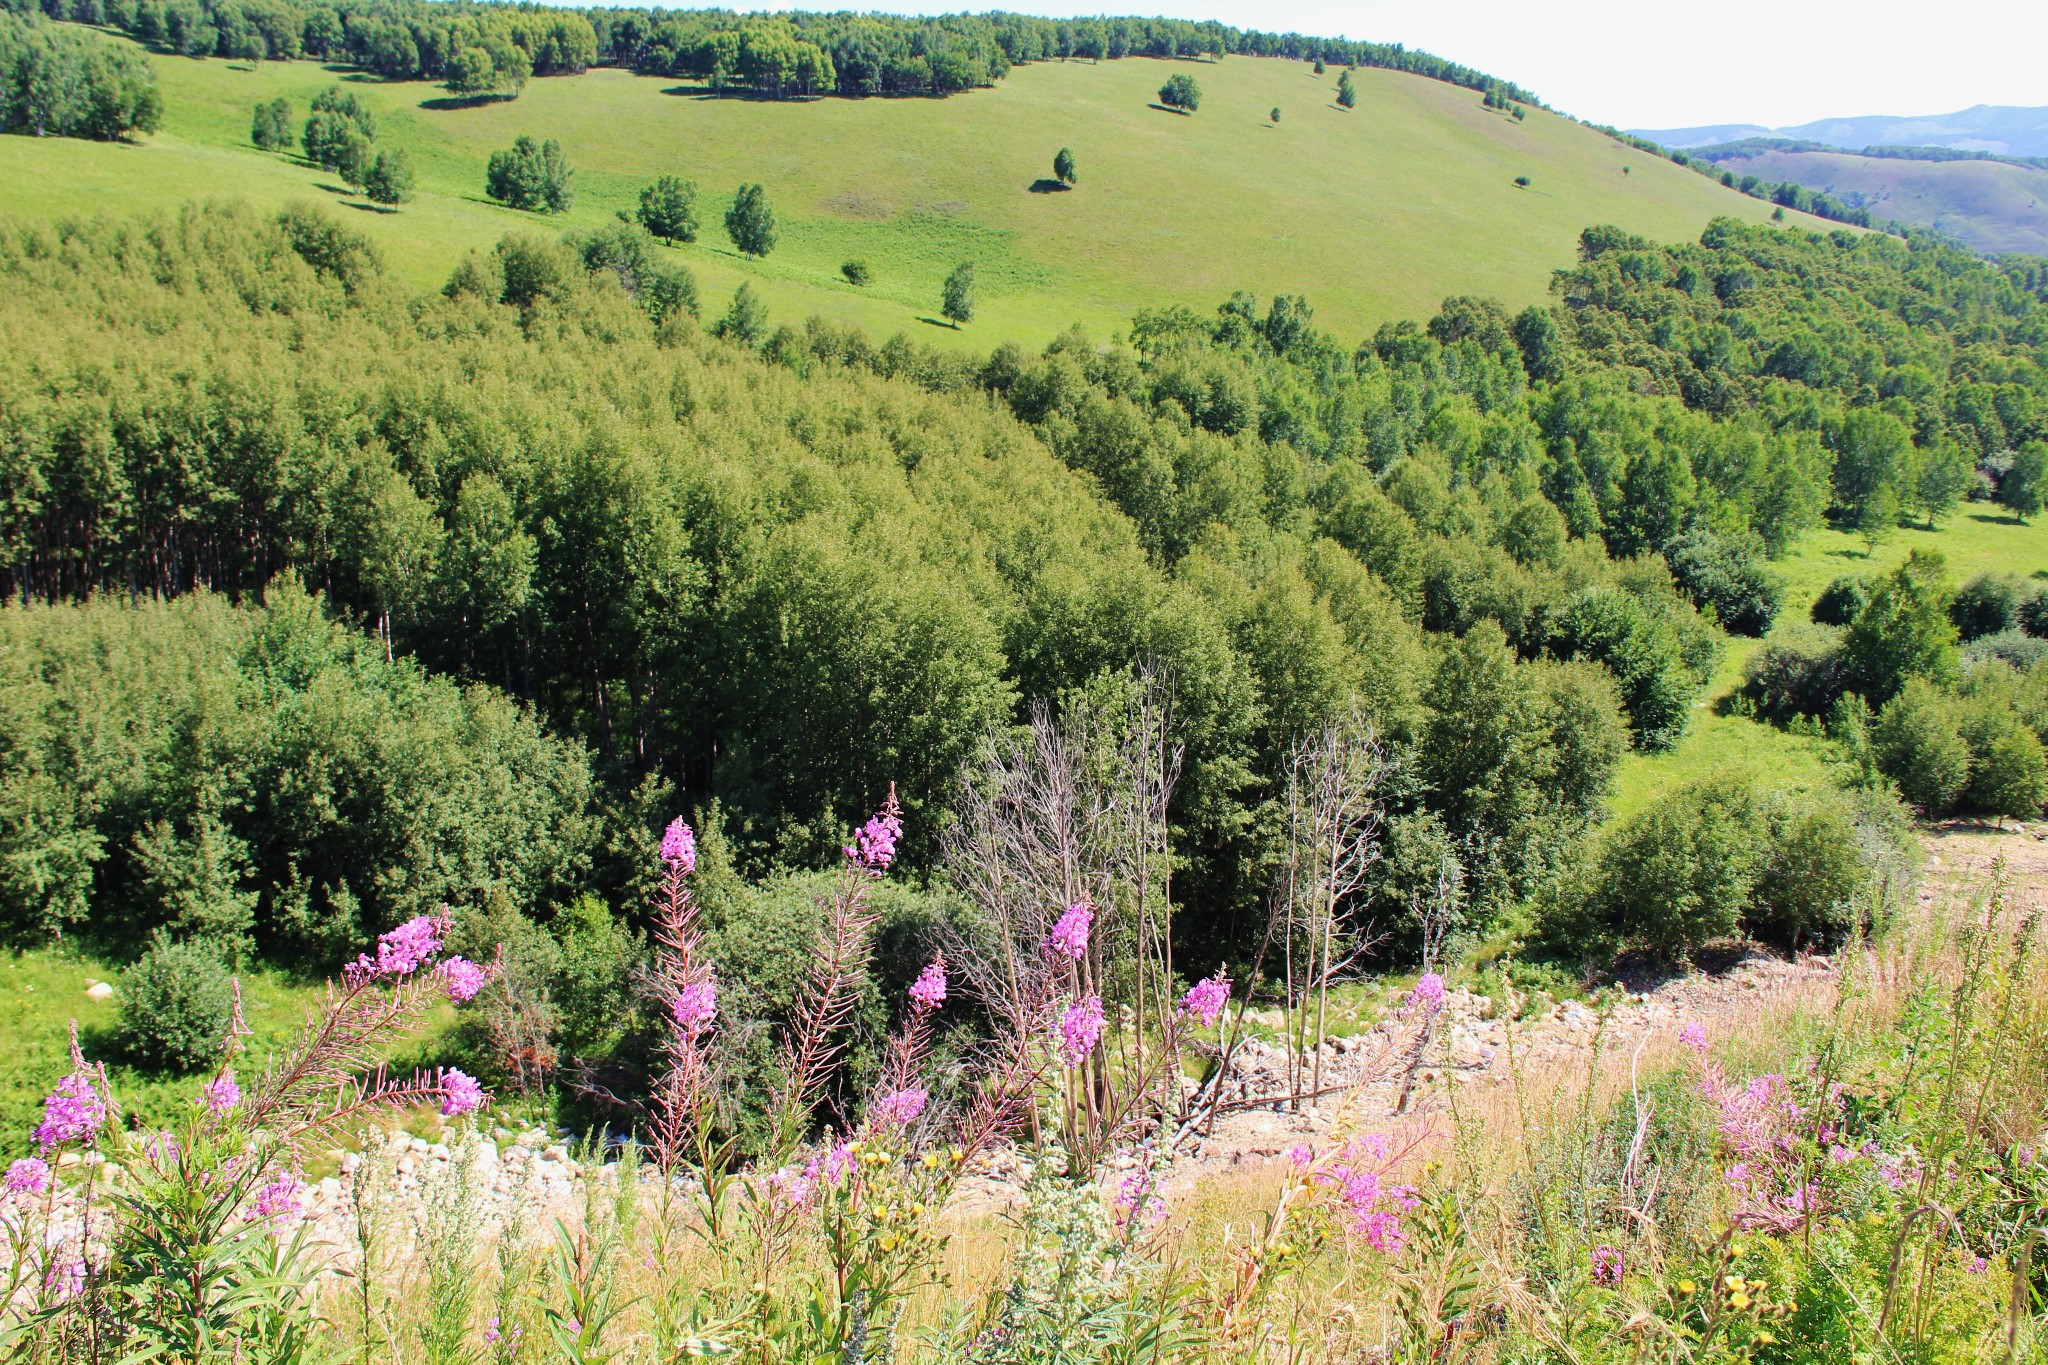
[118,935,234,1073]
[841,259,872,286]
[1871,678,1970,815]
[1810,574,1871,626]
[1743,623,1845,721]
[1664,529,1782,636]
[1949,572,2022,641]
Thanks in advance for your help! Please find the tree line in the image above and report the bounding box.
[15,0,1542,107]
[0,9,159,138]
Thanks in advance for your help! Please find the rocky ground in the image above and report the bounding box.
[272,821,2048,1241]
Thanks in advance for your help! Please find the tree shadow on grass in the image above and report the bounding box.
[342,202,399,215]
[915,316,962,331]
[419,92,518,112]
[1027,178,1071,194]
[1147,103,1192,116]
[1969,510,2027,527]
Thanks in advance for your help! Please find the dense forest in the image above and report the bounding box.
[5,0,1539,103]
[3,199,2045,996]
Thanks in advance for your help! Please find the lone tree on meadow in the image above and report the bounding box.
[1336,69,1356,108]
[725,183,778,257]
[250,97,291,151]
[638,175,699,243]
[363,148,415,206]
[1158,72,1200,113]
[1270,107,1281,123]
[2002,441,2047,522]
[942,261,976,326]
[1053,146,1076,186]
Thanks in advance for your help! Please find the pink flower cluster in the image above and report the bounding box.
[873,1088,929,1125]
[1691,1048,1839,1232]
[1058,994,1105,1067]
[245,1174,306,1226]
[439,1068,487,1118]
[439,956,491,1003]
[660,818,697,873]
[5,1157,50,1195]
[1045,901,1093,960]
[847,805,902,872]
[203,1071,241,1116]
[909,958,948,1011]
[34,1072,106,1150]
[1316,1133,1418,1254]
[1114,1169,1168,1231]
[1405,972,1445,1016]
[1678,1021,1709,1051]
[1178,972,1231,1027]
[1591,1245,1624,1285]
[347,914,447,984]
[671,978,717,1035]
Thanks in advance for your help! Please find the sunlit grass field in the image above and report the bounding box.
[2,33,1828,345]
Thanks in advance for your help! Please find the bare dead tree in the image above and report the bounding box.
[1271,703,1389,1105]
[940,669,1183,1159]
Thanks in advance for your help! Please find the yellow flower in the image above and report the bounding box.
[1729,1292,1751,1311]
[1726,1276,1746,1292]
[1756,1331,1776,1345]
[880,1235,900,1252]
[920,1153,939,1169]
[1677,1280,1696,1296]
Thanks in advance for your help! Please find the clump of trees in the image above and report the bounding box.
[445,38,532,101]
[638,175,699,242]
[486,135,574,213]
[725,183,777,256]
[250,96,291,150]
[302,84,377,188]
[0,12,161,140]
[1157,71,1199,112]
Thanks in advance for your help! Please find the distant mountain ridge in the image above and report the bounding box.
[1633,104,2048,159]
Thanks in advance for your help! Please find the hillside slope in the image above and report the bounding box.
[0,33,1831,345]
[1709,148,2048,256]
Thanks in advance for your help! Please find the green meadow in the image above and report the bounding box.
[3,34,1829,345]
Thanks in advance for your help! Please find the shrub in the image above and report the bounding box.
[1744,623,1846,721]
[1664,529,1782,636]
[1964,629,2048,671]
[1871,678,1969,815]
[1053,146,1075,185]
[1956,697,2048,822]
[1841,550,1958,704]
[250,97,291,151]
[1749,792,1868,946]
[840,258,871,286]
[1584,778,1762,958]
[118,934,234,1072]
[2017,585,2048,638]
[1949,572,2022,640]
[1810,573,1870,626]
[362,147,414,206]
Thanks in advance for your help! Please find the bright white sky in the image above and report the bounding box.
[753,0,2048,131]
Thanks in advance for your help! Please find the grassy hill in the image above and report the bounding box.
[0,33,1833,346]
[1713,147,2048,256]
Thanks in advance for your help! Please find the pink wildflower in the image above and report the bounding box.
[846,804,902,872]
[202,1071,240,1115]
[439,1068,487,1118]
[806,1142,855,1188]
[1178,972,1231,1027]
[1405,972,1445,1015]
[671,978,717,1035]
[439,956,491,1004]
[348,915,446,983]
[1058,994,1105,1067]
[1113,1169,1167,1231]
[1591,1245,1624,1285]
[1045,901,1093,960]
[34,1072,106,1150]
[484,1317,502,1345]
[873,1088,928,1125]
[1315,1133,1417,1254]
[909,957,948,1011]
[1286,1143,1313,1170]
[5,1157,50,1195]
[246,1175,306,1226]
[1678,1021,1708,1051]
[660,818,697,873]
[43,1253,84,1300]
